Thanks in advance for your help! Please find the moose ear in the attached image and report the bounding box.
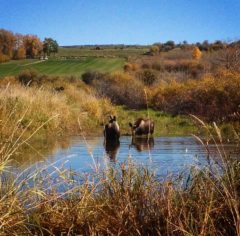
[109,115,113,120]
[113,116,116,120]
[129,122,133,127]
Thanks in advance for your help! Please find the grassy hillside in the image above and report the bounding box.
[0,57,125,77]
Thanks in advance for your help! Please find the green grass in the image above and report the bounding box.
[58,46,149,58]
[116,106,198,136]
[0,58,125,77]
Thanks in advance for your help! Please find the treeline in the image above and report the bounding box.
[149,39,240,54]
[0,29,58,63]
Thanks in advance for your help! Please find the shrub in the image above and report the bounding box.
[17,69,39,86]
[210,46,240,73]
[124,63,138,72]
[150,73,240,121]
[151,62,163,71]
[123,63,133,72]
[137,69,158,86]
[192,46,202,60]
[149,45,159,55]
[141,63,151,69]
[93,72,146,109]
[81,71,104,85]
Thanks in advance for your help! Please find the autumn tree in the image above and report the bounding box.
[43,38,58,56]
[192,46,202,60]
[24,35,42,58]
[13,47,26,59]
[0,29,15,62]
[13,33,26,59]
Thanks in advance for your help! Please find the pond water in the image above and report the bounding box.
[17,136,236,178]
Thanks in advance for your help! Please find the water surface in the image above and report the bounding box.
[20,136,236,178]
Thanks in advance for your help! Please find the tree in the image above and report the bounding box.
[13,47,26,59]
[192,46,202,60]
[24,35,42,58]
[0,29,15,59]
[43,38,58,56]
[162,40,175,51]
[200,40,209,51]
[13,33,26,59]
[211,40,225,51]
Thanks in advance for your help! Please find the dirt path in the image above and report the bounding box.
[21,60,45,66]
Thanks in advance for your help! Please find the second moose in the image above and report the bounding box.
[129,118,154,136]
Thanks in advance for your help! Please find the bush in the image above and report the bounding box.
[17,69,39,86]
[192,46,202,60]
[123,63,138,72]
[81,71,104,85]
[141,63,151,69]
[137,69,158,86]
[150,73,240,121]
[149,45,159,55]
[93,72,146,109]
[151,62,163,71]
[123,63,133,72]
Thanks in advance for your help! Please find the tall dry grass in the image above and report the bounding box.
[0,75,116,139]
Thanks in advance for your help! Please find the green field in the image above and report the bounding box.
[0,57,125,77]
[58,46,149,58]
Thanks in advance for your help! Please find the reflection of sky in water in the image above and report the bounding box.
[22,136,236,178]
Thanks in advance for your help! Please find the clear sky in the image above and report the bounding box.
[0,0,240,45]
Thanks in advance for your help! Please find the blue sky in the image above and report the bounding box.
[0,0,239,45]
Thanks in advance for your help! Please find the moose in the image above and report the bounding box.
[129,118,154,136]
[104,115,120,160]
[104,115,120,141]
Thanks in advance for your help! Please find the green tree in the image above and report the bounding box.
[43,38,59,56]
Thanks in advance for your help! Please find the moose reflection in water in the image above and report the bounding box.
[104,139,120,160]
[131,136,154,152]
[103,115,120,160]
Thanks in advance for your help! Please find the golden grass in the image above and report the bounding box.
[0,77,116,139]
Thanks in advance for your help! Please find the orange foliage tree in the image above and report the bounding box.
[0,29,15,62]
[14,47,26,59]
[0,29,44,61]
[192,46,202,60]
[13,33,26,59]
[24,35,42,58]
